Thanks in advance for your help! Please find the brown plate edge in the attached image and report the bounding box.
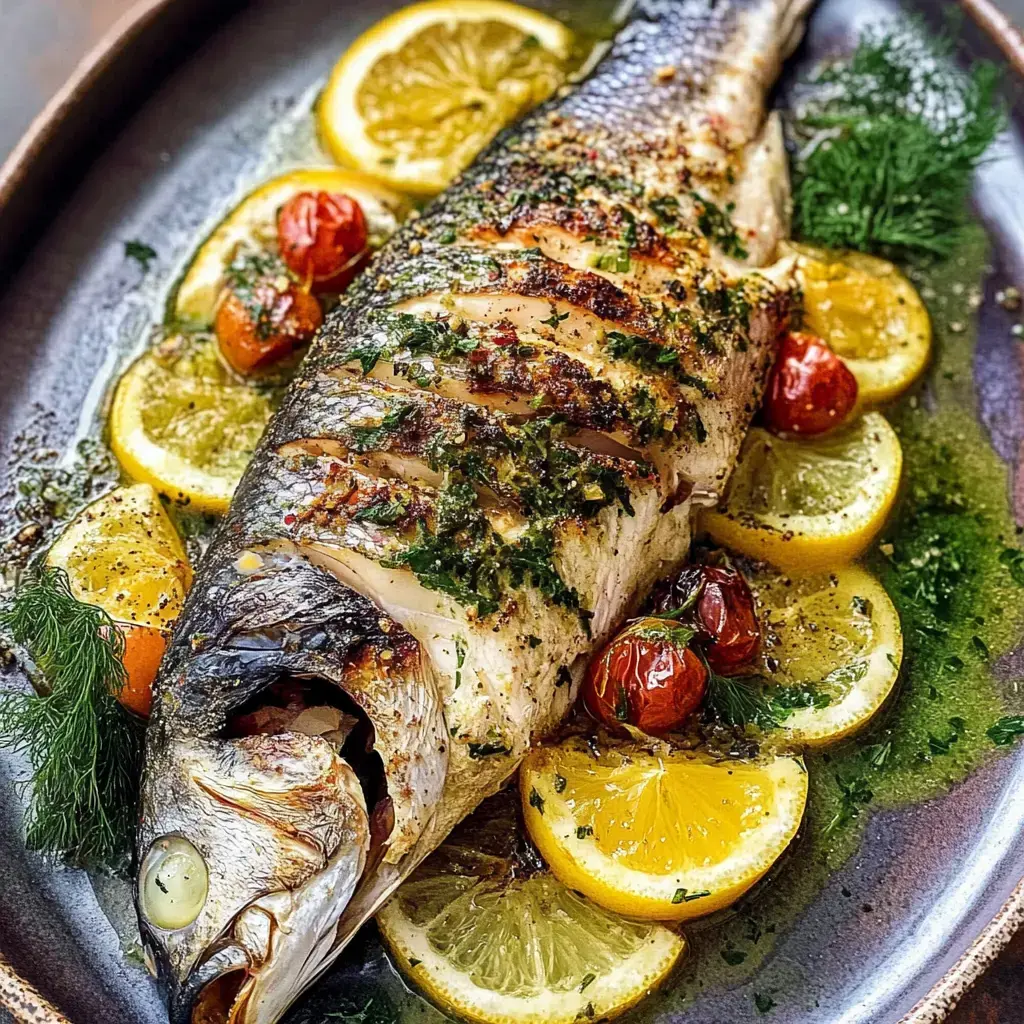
[0,0,1023,1021]
[0,953,70,1024]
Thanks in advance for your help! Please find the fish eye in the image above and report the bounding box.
[140,836,209,930]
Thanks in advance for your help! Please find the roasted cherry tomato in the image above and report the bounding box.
[277,191,369,293]
[583,617,708,734]
[764,331,858,435]
[651,563,761,676]
[215,277,322,374]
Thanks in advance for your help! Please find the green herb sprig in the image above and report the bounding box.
[0,567,142,869]
[789,22,1003,258]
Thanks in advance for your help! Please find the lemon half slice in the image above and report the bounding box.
[701,412,902,574]
[319,0,574,194]
[110,336,275,513]
[174,168,408,326]
[46,483,192,716]
[521,740,807,922]
[751,564,902,747]
[377,794,684,1024]
[47,482,191,631]
[783,241,931,405]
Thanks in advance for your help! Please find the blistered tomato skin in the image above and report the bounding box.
[650,563,761,676]
[215,280,323,374]
[583,618,708,734]
[764,331,858,435]
[277,191,369,293]
[696,567,761,675]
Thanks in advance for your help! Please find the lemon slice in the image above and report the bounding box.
[750,564,902,746]
[110,336,275,513]
[174,168,408,326]
[521,740,807,922]
[377,794,684,1024]
[782,241,931,405]
[46,483,191,630]
[319,0,574,194]
[46,483,192,716]
[701,412,902,574]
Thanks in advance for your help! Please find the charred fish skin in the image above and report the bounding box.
[136,1,811,1020]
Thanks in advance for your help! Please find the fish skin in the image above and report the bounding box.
[136,1,812,1020]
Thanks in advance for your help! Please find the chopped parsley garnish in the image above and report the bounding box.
[352,496,408,525]
[690,191,748,259]
[988,716,1024,746]
[468,741,511,759]
[124,239,157,270]
[348,402,416,451]
[671,887,710,904]
[824,773,873,835]
[604,331,714,397]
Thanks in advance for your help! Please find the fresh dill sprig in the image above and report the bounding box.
[703,672,779,731]
[788,21,1003,258]
[0,567,143,870]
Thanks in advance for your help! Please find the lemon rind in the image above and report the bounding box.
[766,567,904,746]
[377,895,684,1024]
[702,412,903,574]
[523,753,808,922]
[318,0,574,195]
[46,482,191,630]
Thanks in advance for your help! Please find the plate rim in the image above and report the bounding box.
[1,0,1023,1021]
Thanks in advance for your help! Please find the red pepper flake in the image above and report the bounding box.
[586,149,598,161]
[488,269,501,281]
[283,513,297,526]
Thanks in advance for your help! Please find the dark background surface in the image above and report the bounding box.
[0,0,1021,1021]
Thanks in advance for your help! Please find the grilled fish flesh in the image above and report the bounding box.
[136,1,810,1020]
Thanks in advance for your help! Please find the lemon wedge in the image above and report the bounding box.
[782,241,931,405]
[521,740,807,922]
[109,335,275,513]
[377,793,684,1024]
[174,168,408,326]
[700,412,902,574]
[750,564,902,746]
[319,0,574,194]
[46,483,192,716]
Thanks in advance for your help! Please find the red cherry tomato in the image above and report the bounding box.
[650,563,761,676]
[215,278,322,374]
[764,331,858,435]
[277,191,369,293]
[582,617,708,734]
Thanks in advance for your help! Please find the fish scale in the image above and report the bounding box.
[136,2,811,1021]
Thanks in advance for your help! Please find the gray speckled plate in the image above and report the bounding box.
[3,1,1024,1022]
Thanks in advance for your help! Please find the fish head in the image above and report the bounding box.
[134,547,448,1024]
[136,729,370,1024]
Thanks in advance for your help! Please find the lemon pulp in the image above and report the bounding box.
[701,412,902,573]
[319,0,574,194]
[109,336,275,513]
[751,564,903,746]
[521,740,807,921]
[378,793,684,1024]
[46,482,191,630]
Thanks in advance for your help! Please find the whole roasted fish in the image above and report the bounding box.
[136,1,810,1020]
